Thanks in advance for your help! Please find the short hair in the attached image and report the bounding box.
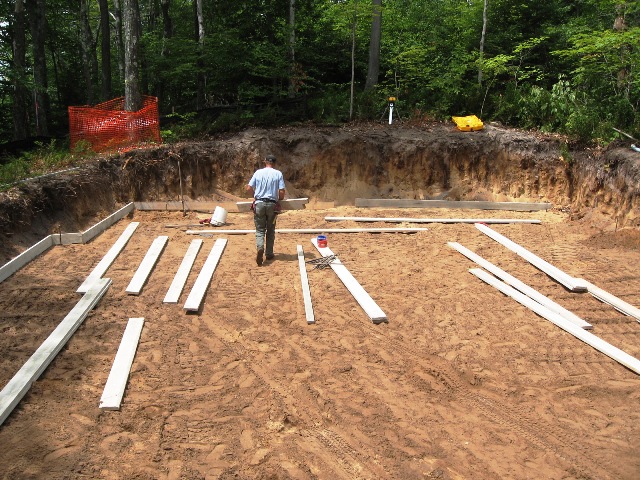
[264,154,277,163]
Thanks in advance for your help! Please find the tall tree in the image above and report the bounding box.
[287,0,297,98]
[80,0,99,104]
[123,0,142,111]
[27,0,50,136]
[478,0,488,84]
[12,0,29,140]
[113,0,126,82]
[195,0,205,109]
[364,0,382,90]
[99,0,112,100]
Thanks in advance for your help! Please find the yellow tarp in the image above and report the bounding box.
[451,115,484,131]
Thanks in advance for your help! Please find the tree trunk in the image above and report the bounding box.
[614,4,629,99]
[157,0,172,103]
[364,0,382,91]
[195,0,205,109]
[478,0,488,84]
[80,0,98,104]
[12,0,29,140]
[350,1,358,120]
[27,0,49,136]
[288,0,296,98]
[123,0,142,111]
[113,0,126,82]
[99,0,112,100]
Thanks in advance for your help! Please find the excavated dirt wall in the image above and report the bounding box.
[0,123,638,260]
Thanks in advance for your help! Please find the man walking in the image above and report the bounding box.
[246,154,286,266]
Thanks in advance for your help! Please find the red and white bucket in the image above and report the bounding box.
[317,235,328,248]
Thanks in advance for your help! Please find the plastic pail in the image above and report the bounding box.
[211,206,228,226]
[317,235,327,248]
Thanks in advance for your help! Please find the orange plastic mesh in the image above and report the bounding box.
[68,96,162,152]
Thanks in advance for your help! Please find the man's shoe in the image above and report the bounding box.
[256,248,264,266]
[266,254,274,261]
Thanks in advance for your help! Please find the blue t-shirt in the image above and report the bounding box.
[248,167,285,201]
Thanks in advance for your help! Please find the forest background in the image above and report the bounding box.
[0,0,639,151]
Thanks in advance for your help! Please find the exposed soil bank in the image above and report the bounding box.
[0,122,639,260]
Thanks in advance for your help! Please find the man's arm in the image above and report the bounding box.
[278,188,285,200]
[246,184,255,198]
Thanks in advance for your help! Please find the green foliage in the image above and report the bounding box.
[0,138,92,189]
[0,0,638,144]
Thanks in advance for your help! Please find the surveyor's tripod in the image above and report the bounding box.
[381,97,402,124]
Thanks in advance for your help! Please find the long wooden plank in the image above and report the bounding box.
[186,227,429,235]
[81,202,135,244]
[355,198,552,211]
[449,242,592,329]
[77,222,140,293]
[297,245,315,324]
[236,198,310,212]
[163,239,203,303]
[475,223,588,292]
[184,239,228,312]
[326,216,541,225]
[125,236,169,295]
[0,235,55,284]
[99,317,145,410]
[469,268,640,375]
[0,278,111,426]
[310,238,387,324]
[134,201,238,213]
[578,279,640,323]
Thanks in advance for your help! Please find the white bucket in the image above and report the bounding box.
[211,206,227,226]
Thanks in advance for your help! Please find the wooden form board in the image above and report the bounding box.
[579,279,640,323]
[187,227,429,235]
[475,223,589,292]
[0,235,55,284]
[0,278,112,426]
[448,242,592,329]
[79,203,135,244]
[310,238,387,324]
[134,201,238,213]
[125,236,169,295]
[355,198,552,211]
[236,198,310,212]
[163,239,204,303]
[184,238,228,312]
[297,245,315,324]
[78,222,140,293]
[99,317,145,410]
[469,268,640,375]
[325,216,542,225]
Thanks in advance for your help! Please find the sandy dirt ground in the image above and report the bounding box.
[0,205,639,479]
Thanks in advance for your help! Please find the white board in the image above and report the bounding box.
[325,216,541,225]
[78,222,140,293]
[163,239,204,303]
[0,235,55,284]
[355,198,552,211]
[475,223,588,292]
[184,238,228,312]
[125,236,169,295]
[99,317,145,410]
[297,245,315,324]
[579,279,640,323]
[0,278,112,426]
[310,238,387,324]
[469,268,640,375]
[186,227,428,235]
[448,242,592,329]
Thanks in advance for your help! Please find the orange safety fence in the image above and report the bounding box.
[68,96,162,152]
